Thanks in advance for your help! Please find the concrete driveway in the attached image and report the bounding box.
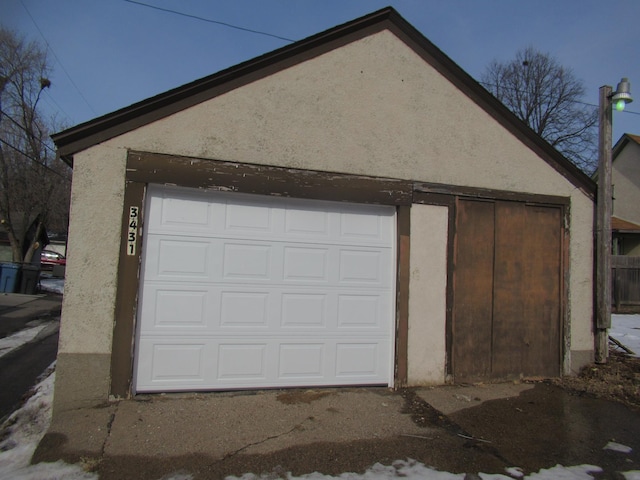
[33,382,640,479]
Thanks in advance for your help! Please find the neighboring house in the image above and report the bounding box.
[50,8,596,416]
[609,134,640,313]
[612,134,640,256]
[612,217,640,256]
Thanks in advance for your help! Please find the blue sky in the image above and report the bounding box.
[4,0,640,143]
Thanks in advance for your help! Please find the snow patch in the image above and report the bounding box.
[610,314,640,357]
[0,364,98,480]
[603,441,633,453]
[39,277,64,295]
[0,325,50,359]
[505,467,524,478]
[225,460,606,480]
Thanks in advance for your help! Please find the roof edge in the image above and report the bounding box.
[52,7,397,159]
[613,133,640,162]
[52,6,595,197]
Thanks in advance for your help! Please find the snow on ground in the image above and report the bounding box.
[0,364,97,479]
[0,316,639,479]
[226,462,608,480]
[0,324,52,359]
[610,314,640,356]
[38,276,64,295]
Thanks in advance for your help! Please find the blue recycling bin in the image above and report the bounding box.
[0,262,21,293]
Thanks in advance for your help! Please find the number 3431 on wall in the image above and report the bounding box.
[127,206,139,256]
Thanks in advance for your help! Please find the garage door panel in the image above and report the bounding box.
[140,283,392,334]
[278,344,325,379]
[147,188,220,235]
[148,189,394,245]
[138,285,214,332]
[285,208,329,237]
[217,343,268,380]
[150,289,209,329]
[337,294,382,327]
[339,250,382,284]
[136,185,395,392]
[156,239,212,277]
[144,237,391,288]
[225,201,274,233]
[283,247,329,282]
[340,211,384,240]
[281,293,327,327]
[336,343,380,377]
[222,243,272,279]
[136,337,390,391]
[220,291,269,327]
[135,340,209,388]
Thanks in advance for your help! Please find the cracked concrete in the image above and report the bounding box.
[101,388,428,460]
[33,382,640,479]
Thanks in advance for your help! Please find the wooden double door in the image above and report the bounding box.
[452,198,563,383]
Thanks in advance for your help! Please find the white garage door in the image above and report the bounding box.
[134,185,396,392]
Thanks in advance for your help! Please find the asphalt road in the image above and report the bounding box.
[0,327,59,421]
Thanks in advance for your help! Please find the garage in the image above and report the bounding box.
[49,8,596,413]
[134,185,397,392]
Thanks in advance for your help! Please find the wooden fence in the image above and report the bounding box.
[612,255,640,313]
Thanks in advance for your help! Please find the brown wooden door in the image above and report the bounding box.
[452,198,562,383]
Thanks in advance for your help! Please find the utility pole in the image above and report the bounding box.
[595,85,612,363]
[595,78,633,363]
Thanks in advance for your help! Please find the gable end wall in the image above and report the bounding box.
[53,29,595,412]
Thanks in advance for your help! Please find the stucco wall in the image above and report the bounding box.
[407,204,449,384]
[55,29,594,410]
[54,145,127,412]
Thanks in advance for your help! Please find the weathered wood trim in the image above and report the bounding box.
[110,181,145,398]
[394,206,410,388]
[562,203,571,375]
[414,181,570,206]
[444,197,457,380]
[411,191,455,207]
[126,151,413,205]
[446,195,569,381]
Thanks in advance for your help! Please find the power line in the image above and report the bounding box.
[124,0,296,43]
[479,80,640,117]
[19,0,98,117]
[42,90,73,124]
[0,108,58,157]
[0,138,70,182]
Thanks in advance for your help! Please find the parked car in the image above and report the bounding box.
[40,250,66,270]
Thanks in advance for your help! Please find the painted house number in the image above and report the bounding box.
[127,206,139,256]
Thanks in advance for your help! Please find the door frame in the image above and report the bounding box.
[110,150,413,398]
[413,182,571,381]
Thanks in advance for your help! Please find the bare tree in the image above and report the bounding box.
[0,28,71,263]
[481,46,597,173]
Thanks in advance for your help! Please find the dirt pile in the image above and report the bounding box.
[554,350,640,411]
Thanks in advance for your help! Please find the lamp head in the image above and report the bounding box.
[612,77,633,111]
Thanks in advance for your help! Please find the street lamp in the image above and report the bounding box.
[595,78,633,363]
